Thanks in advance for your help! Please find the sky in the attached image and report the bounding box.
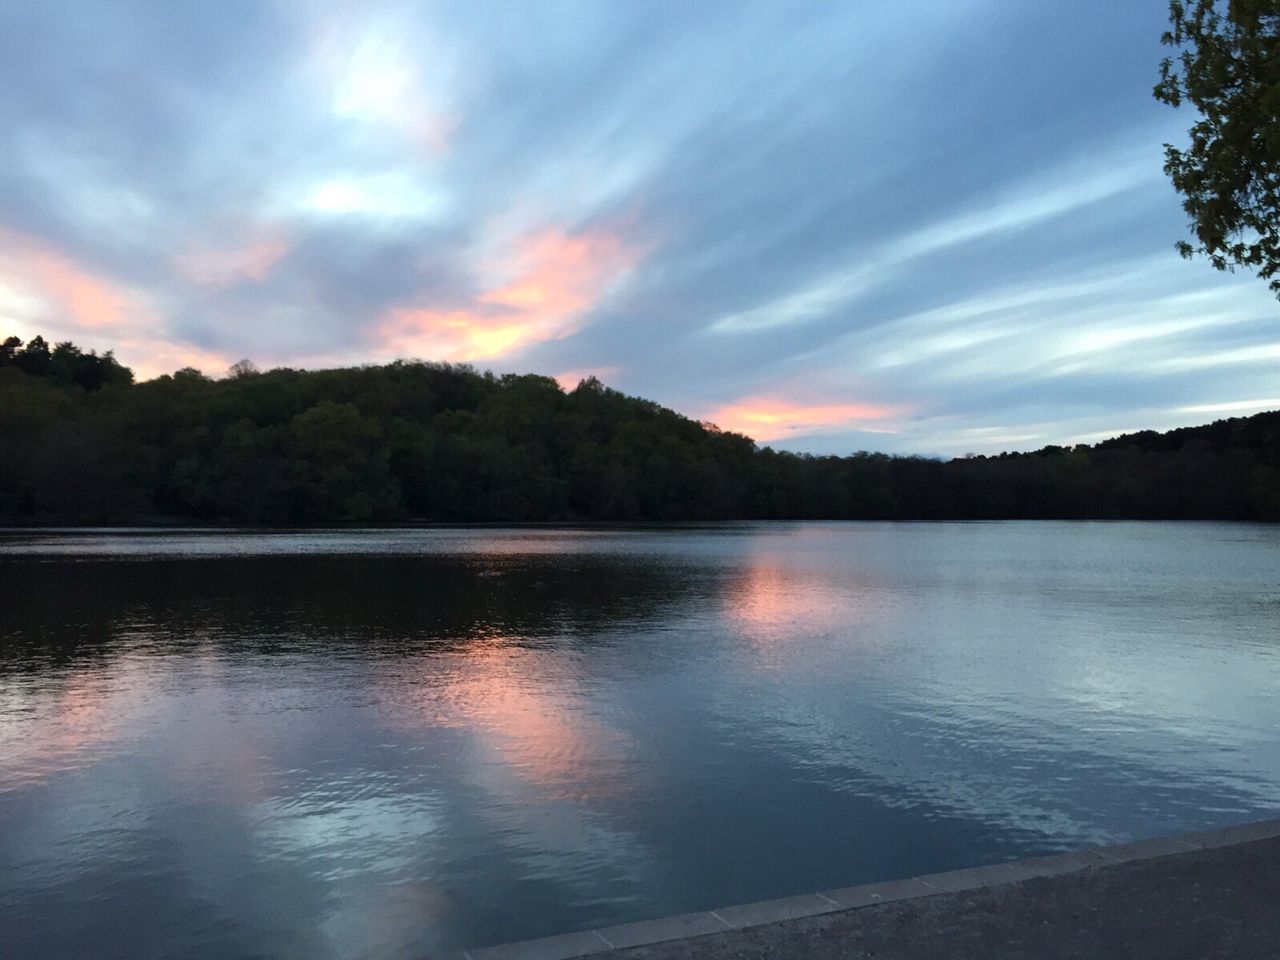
[0,0,1276,456]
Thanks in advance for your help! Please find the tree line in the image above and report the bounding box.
[1,335,1276,523]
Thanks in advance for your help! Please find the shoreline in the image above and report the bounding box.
[453,818,1280,959]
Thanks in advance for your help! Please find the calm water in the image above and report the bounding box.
[1,522,1278,957]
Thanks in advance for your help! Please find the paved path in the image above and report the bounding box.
[455,819,1280,960]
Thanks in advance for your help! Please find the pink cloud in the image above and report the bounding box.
[0,228,234,379]
[705,395,906,442]
[380,227,636,362]
[0,228,140,330]
[173,230,289,286]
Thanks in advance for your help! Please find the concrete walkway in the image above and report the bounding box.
[454,819,1280,960]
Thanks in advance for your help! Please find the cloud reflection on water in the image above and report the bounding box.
[379,632,632,802]
[2,525,1279,957]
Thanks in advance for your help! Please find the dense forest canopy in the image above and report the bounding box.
[1,335,1277,523]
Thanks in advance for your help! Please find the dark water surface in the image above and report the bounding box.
[2,522,1278,957]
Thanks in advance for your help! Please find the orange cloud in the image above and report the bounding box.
[173,231,289,286]
[705,396,904,441]
[380,228,635,362]
[0,228,139,330]
[0,228,236,379]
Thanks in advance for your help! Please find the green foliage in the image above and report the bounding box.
[1154,0,1280,293]
[0,333,1277,523]
[0,335,133,389]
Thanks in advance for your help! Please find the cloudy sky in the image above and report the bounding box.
[1,0,1276,455]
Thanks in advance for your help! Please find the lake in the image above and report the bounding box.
[1,522,1278,957]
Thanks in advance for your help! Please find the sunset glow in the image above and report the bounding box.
[380,228,635,362]
[7,1,1280,955]
[116,339,236,380]
[2,1,1278,453]
[553,366,621,391]
[706,397,904,442]
[0,230,144,332]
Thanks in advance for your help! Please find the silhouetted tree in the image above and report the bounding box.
[15,336,52,377]
[0,331,1276,524]
[1155,0,1280,293]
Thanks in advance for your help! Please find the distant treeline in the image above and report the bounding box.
[1,335,1277,523]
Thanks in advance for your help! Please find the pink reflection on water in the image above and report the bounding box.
[0,645,275,805]
[160,647,273,806]
[380,632,629,801]
[724,552,869,664]
[0,660,148,791]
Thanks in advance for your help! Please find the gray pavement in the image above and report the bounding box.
[607,834,1280,960]
[456,820,1280,960]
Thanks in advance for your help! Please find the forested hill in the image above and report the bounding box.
[1,334,1277,523]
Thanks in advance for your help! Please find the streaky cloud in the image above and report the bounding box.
[705,396,907,443]
[707,137,1161,335]
[378,227,637,362]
